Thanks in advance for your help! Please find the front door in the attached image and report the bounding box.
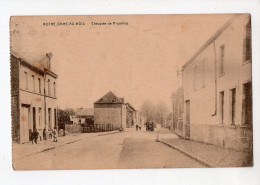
[185,100,190,139]
[33,107,36,131]
[20,105,30,143]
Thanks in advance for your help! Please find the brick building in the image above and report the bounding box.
[182,14,252,151]
[11,52,58,143]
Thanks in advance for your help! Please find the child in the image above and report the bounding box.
[53,127,58,142]
[33,129,39,144]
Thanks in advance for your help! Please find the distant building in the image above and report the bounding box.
[94,91,136,130]
[126,102,136,128]
[171,87,184,136]
[182,15,252,151]
[70,108,94,126]
[164,113,172,129]
[11,52,58,143]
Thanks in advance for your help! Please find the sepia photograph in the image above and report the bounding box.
[10,14,252,170]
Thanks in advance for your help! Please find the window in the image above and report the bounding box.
[219,45,225,75]
[24,71,28,90]
[242,82,252,126]
[244,20,251,62]
[54,109,57,127]
[219,91,224,124]
[38,78,41,94]
[193,66,197,92]
[48,108,52,129]
[230,88,236,125]
[32,75,35,92]
[47,79,50,95]
[38,108,42,128]
[53,82,56,97]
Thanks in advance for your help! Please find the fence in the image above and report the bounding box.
[65,124,121,134]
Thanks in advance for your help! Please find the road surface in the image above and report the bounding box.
[13,130,205,170]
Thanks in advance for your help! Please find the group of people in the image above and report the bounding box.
[136,124,142,131]
[30,127,58,144]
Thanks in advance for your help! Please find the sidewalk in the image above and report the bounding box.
[13,130,121,160]
[158,128,253,167]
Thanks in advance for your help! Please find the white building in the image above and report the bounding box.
[182,14,252,151]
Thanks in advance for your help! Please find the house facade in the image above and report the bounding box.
[182,14,252,151]
[94,91,127,129]
[171,87,184,136]
[126,103,136,128]
[11,52,58,143]
[70,108,94,126]
[94,91,136,130]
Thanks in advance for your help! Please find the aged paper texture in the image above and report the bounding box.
[10,14,252,170]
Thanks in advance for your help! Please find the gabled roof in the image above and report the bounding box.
[94,91,124,104]
[126,102,136,112]
[75,108,94,116]
[182,14,241,70]
[11,51,58,77]
[11,51,48,71]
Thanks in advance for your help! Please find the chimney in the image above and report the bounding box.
[46,52,53,69]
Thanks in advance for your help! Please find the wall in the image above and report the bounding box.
[12,55,58,143]
[45,73,58,131]
[19,62,46,142]
[11,55,20,142]
[182,15,252,151]
[94,103,123,128]
[171,87,184,136]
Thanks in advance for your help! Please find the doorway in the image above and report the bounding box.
[242,82,252,126]
[33,107,36,131]
[20,104,30,143]
[185,100,190,139]
[54,109,57,127]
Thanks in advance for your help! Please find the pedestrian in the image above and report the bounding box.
[53,126,58,142]
[136,124,138,131]
[33,129,39,144]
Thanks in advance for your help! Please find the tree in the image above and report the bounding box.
[154,102,169,125]
[140,100,169,125]
[140,100,155,122]
[58,108,75,126]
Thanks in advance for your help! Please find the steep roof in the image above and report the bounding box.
[94,91,124,104]
[75,108,94,116]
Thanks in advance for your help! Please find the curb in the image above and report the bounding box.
[15,131,122,160]
[158,139,214,168]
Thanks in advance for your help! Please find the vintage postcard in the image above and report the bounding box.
[10,14,253,170]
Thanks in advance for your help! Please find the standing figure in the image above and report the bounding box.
[53,127,58,142]
[33,129,39,144]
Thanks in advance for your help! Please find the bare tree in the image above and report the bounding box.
[140,100,169,125]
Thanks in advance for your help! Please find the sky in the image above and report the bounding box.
[10,14,234,110]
